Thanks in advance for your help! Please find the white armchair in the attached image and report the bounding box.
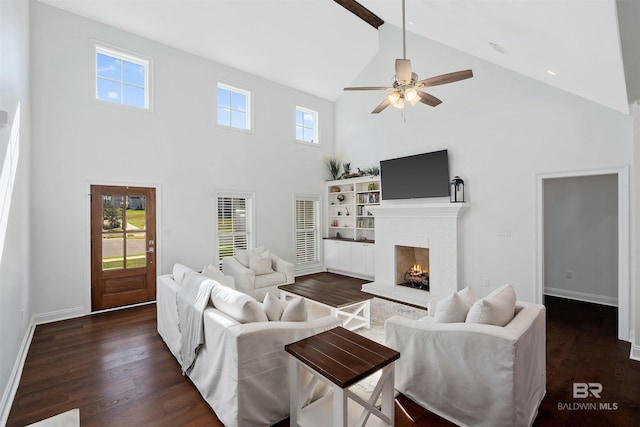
[385,301,546,427]
[222,247,294,300]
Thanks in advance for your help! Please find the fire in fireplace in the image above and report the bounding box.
[402,264,430,291]
[395,245,430,292]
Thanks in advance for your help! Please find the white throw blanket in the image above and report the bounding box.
[176,272,217,374]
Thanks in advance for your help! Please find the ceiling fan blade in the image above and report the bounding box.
[371,98,392,114]
[415,69,473,88]
[395,59,412,84]
[344,86,391,91]
[417,91,442,107]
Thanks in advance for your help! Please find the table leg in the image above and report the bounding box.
[333,384,348,427]
[380,365,395,425]
[289,356,301,427]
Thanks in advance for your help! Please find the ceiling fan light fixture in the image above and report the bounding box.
[405,88,417,102]
[392,96,405,109]
[387,91,401,104]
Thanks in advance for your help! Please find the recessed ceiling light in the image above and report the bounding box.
[488,42,507,54]
[547,70,557,76]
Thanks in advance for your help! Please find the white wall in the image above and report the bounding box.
[543,174,618,304]
[335,24,634,304]
[0,0,31,421]
[30,2,335,318]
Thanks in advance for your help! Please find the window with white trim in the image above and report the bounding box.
[294,195,320,265]
[295,106,318,144]
[95,44,151,109]
[217,83,252,130]
[217,193,253,265]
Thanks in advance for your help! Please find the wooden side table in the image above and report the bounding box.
[285,327,400,427]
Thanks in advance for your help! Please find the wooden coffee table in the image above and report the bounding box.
[279,282,373,330]
[286,327,400,427]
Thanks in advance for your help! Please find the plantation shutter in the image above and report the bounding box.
[217,195,250,264]
[295,197,319,265]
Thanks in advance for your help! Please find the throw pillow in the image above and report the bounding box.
[211,286,268,323]
[173,263,193,285]
[202,264,236,289]
[466,284,516,326]
[234,246,265,267]
[281,297,308,322]
[234,249,250,267]
[458,286,476,306]
[434,292,472,323]
[249,250,274,275]
[262,292,285,321]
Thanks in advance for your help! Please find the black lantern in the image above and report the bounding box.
[450,176,465,203]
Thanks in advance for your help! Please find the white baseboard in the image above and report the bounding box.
[544,287,618,307]
[0,317,36,427]
[33,306,85,325]
[631,343,640,362]
[294,265,326,277]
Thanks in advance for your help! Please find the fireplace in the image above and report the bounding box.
[362,203,468,306]
[396,245,430,291]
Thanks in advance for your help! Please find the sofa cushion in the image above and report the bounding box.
[281,297,308,322]
[466,284,516,326]
[262,293,285,321]
[235,246,265,267]
[173,263,194,285]
[202,264,235,289]
[211,286,268,323]
[250,250,274,275]
[434,292,472,323]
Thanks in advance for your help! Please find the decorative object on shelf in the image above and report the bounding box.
[363,165,380,176]
[343,0,473,114]
[337,194,345,202]
[336,232,341,239]
[330,186,341,193]
[325,156,341,180]
[337,211,342,216]
[368,183,376,191]
[450,176,465,203]
[345,207,350,216]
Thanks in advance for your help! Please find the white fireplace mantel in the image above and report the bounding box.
[369,203,469,219]
[363,202,469,307]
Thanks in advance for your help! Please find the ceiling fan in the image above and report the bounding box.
[344,0,473,114]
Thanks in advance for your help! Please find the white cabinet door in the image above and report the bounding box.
[324,240,341,270]
[351,243,365,275]
[351,243,375,278]
[363,243,375,277]
[337,241,352,271]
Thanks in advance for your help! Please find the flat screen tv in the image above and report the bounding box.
[380,149,450,200]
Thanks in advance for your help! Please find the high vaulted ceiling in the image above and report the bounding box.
[38,0,633,114]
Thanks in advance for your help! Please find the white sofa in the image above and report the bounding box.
[222,247,294,301]
[157,265,340,427]
[385,300,546,427]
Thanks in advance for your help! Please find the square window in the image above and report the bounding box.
[295,106,318,144]
[217,83,251,130]
[94,44,151,110]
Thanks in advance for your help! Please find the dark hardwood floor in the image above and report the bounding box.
[7,273,639,426]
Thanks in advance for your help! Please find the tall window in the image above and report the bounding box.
[95,44,151,109]
[294,195,320,265]
[217,83,252,130]
[217,193,253,265]
[295,106,318,144]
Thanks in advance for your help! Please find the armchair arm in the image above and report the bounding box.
[222,256,255,293]
[270,253,294,284]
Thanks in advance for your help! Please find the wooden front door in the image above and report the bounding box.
[91,185,156,311]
